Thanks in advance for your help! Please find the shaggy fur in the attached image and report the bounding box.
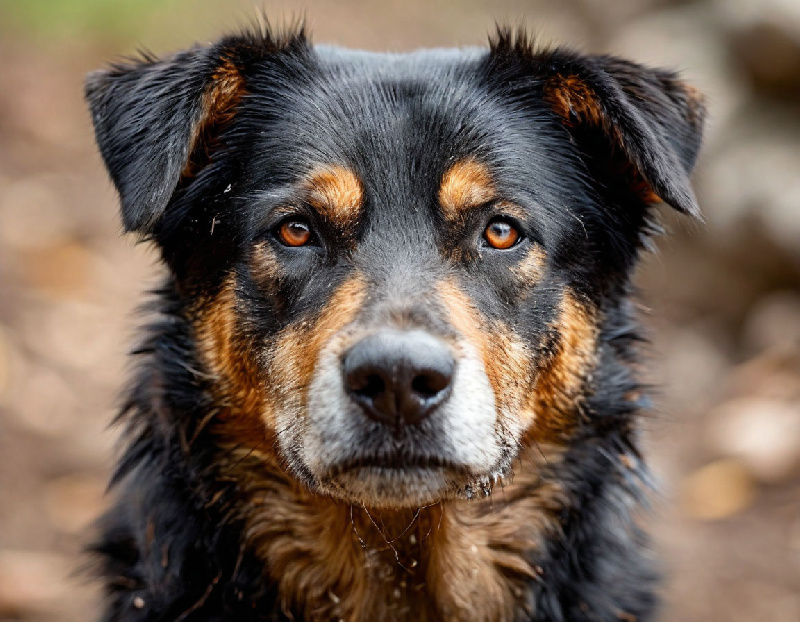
[86,23,704,622]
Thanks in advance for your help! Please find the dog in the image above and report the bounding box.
[85,22,705,622]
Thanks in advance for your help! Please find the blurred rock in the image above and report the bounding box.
[3,362,80,437]
[699,110,800,258]
[680,458,757,521]
[22,241,93,299]
[574,0,667,32]
[707,397,800,483]
[43,473,107,534]
[57,417,117,471]
[0,175,74,252]
[19,300,120,373]
[791,514,800,554]
[0,549,71,617]
[0,325,10,402]
[729,350,800,401]
[720,0,800,100]
[742,291,800,355]
[660,327,732,409]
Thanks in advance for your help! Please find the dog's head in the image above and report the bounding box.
[87,26,704,508]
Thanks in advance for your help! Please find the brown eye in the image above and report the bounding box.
[484,219,521,249]
[277,219,312,247]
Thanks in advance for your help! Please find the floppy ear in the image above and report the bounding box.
[86,47,227,233]
[543,54,706,219]
[85,29,308,234]
[491,31,706,219]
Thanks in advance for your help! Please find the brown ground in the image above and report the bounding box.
[0,1,798,620]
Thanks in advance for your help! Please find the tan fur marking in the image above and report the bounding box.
[219,443,439,621]
[182,56,246,181]
[512,245,547,287]
[683,83,706,127]
[305,165,364,230]
[436,280,597,444]
[439,159,498,221]
[436,278,532,416]
[248,481,374,620]
[208,55,246,127]
[249,240,283,291]
[194,274,268,437]
[429,463,565,621]
[618,159,661,205]
[544,74,607,130]
[268,273,366,411]
[527,291,598,443]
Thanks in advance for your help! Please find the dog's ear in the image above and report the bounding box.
[86,47,227,234]
[85,30,308,234]
[490,30,706,219]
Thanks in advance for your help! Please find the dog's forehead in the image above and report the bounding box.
[238,45,573,228]
[247,47,487,164]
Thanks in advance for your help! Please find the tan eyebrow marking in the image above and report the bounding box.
[304,165,364,229]
[439,158,498,221]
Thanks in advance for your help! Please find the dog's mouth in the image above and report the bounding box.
[326,453,473,478]
[314,450,513,507]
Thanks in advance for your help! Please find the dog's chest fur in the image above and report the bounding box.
[223,453,561,621]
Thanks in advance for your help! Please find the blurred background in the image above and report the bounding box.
[0,0,798,620]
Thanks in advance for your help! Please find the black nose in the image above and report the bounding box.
[343,330,455,429]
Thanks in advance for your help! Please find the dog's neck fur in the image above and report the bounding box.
[101,285,658,621]
[216,442,562,622]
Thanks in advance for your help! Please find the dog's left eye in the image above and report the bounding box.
[276,218,313,247]
[483,218,521,250]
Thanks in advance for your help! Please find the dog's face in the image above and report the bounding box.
[87,28,704,508]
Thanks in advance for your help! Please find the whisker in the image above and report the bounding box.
[363,506,411,573]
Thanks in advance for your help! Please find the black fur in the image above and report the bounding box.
[86,23,704,622]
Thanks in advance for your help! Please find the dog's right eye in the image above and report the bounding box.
[483,218,521,250]
[276,218,313,247]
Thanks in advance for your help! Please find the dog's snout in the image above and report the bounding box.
[343,330,455,429]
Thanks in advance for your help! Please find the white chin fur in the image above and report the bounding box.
[323,467,461,508]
